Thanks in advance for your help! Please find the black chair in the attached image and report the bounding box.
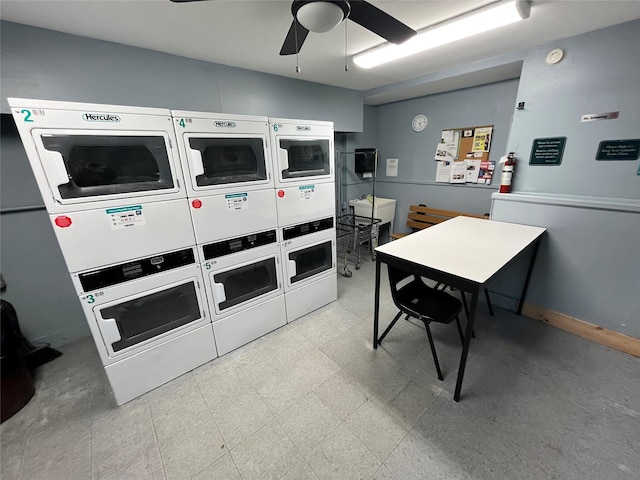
[377,265,464,381]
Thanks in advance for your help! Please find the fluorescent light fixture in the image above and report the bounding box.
[353,0,531,69]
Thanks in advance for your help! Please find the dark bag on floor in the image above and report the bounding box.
[1,299,62,372]
[1,299,38,422]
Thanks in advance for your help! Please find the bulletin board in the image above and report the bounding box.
[435,125,495,184]
[442,125,493,162]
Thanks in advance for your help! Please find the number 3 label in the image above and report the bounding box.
[85,294,95,304]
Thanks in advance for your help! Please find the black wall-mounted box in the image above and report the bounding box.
[355,148,377,174]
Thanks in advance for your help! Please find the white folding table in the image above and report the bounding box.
[373,216,546,401]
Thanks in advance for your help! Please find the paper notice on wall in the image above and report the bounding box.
[441,130,460,158]
[442,130,455,144]
[434,143,457,161]
[465,160,481,183]
[472,127,493,152]
[386,158,398,177]
[450,161,467,183]
[435,161,451,182]
[477,161,496,184]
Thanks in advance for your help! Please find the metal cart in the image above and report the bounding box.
[337,214,382,276]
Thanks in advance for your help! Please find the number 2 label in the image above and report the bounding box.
[21,109,34,122]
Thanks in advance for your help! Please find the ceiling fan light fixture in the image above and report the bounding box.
[353,0,531,69]
[295,1,349,33]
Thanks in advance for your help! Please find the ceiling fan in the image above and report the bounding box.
[279,1,416,55]
[170,0,417,56]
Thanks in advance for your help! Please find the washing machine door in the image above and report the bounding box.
[93,278,204,358]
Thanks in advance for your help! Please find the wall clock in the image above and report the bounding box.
[412,114,428,132]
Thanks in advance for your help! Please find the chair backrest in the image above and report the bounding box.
[387,264,462,324]
[387,265,419,312]
[387,264,414,287]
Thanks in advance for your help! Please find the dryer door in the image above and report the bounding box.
[183,134,272,191]
[209,256,280,316]
[283,237,335,290]
[93,278,204,358]
[32,129,180,205]
[273,137,333,184]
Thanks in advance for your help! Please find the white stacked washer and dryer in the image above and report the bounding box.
[8,98,218,406]
[8,98,338,405]
[269,118,338,322]
[171,110,286,355]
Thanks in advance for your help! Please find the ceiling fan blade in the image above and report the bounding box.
[280,20,310,55]
[170,0,210,3]
[348,1,416,44]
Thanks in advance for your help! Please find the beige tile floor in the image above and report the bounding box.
[1,257,639,480]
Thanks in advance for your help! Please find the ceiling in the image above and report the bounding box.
[2,1,640,104]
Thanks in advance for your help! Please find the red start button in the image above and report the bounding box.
[54,216,72,228]
[277,190,285,198]
[192,199,203,209]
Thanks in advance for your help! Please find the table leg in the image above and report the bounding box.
[517,239,541,315]
[454,289,479,402]
[373,258,381,349]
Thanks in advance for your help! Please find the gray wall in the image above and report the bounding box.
[0,20,364,347]
[2,18,638,344]
[490,20,640,336]
[505,20,640,198]
[1,116,89,345]
[343,20,640,339]
[491,195,639,338]
[344,79,519,234]
[337,106,379,215]
[0,21,364,131]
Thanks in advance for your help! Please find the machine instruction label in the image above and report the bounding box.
[225,193,248,210]
[299,185,315,200]
[106,205,146,230]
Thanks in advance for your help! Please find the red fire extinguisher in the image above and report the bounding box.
[499,152,516,193]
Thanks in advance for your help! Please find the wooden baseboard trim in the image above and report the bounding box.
[522,304,640,358]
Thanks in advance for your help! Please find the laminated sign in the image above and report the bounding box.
[595,140,640,161]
